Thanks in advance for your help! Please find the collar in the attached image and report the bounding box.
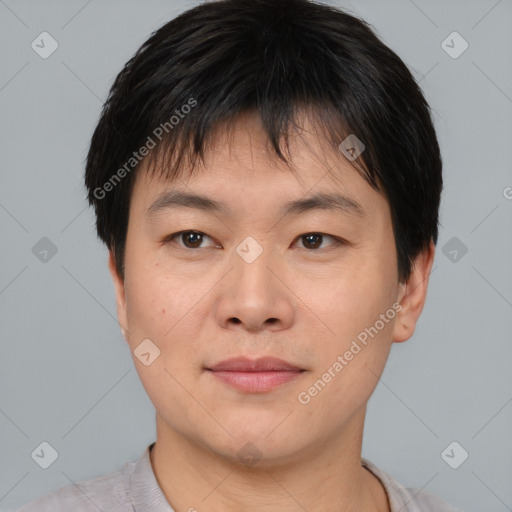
[125,444,422,512]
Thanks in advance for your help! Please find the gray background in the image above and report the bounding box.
[1,0,511,510]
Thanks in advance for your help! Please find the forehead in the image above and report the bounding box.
[130,110,384,219]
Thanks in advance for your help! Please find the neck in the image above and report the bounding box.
[149,409,390,512]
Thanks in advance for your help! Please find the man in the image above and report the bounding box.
[18,0,462,510]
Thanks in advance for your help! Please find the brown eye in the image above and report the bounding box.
[165,230,217,249]
[163,231,344,252]
[181,231,204,248]
[296,233,338,250]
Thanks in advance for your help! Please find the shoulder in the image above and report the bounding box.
[15,461,134,512]
[405,487,464,512]
[361,457,464,512]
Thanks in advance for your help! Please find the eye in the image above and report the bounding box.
[164,230,219,249]
[162,231,345,251]
[293,232,342,250]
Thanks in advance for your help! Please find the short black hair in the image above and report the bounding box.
[84,0,442,284]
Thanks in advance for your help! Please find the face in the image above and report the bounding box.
[110,110,433,466]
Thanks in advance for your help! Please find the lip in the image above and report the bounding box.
[206,357,305,393]
[207,356,303,372]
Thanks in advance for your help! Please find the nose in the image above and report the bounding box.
[214,245,295,333]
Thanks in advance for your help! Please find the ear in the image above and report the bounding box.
[108,250,129,342]
[392,241,436,343]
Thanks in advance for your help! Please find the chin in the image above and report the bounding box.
[205,425,308,467]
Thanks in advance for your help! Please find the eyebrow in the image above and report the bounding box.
[146,190,365,219]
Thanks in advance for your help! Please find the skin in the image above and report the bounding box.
[109,110,435,512]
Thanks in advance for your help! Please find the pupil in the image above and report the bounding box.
[181,232,323,249]
[184,232,202,248]
[304,233,321,249]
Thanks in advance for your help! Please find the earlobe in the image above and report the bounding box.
[392,241,436,343]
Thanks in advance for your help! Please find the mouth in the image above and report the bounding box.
[205,356,305,393]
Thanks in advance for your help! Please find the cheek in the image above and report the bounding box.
[123,268,203,408]
[321,271,390,332]
[124,264,209,368]
[125,262,184,330]
[301,286,396,420]
[308,249,398,370]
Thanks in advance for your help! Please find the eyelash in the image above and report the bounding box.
[162,230,346,251]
